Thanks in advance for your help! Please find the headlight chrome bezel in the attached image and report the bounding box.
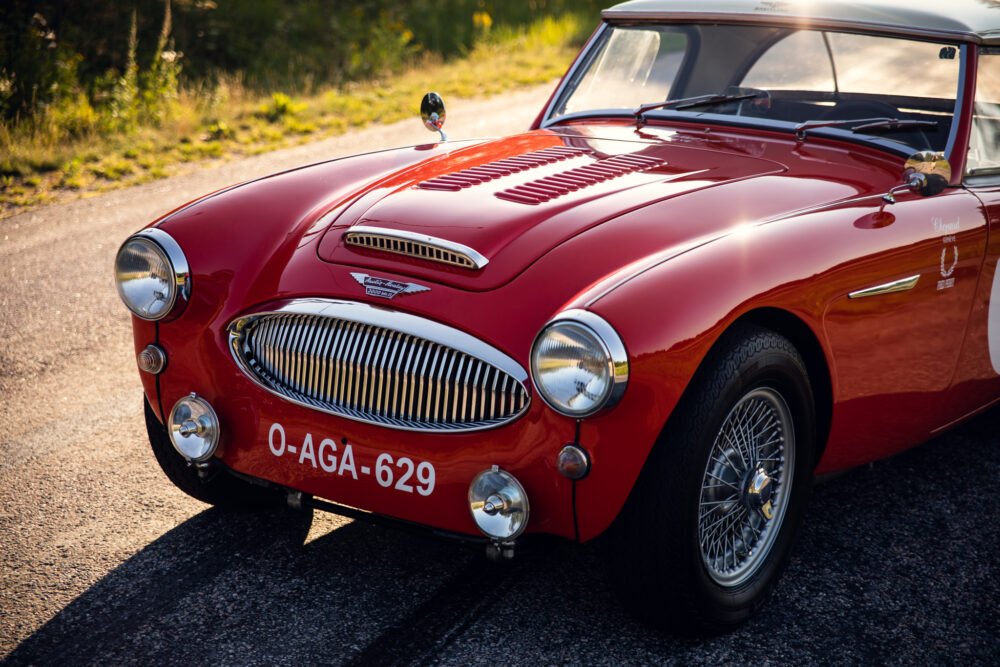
[530,309,629,418]
[114,228,191,321]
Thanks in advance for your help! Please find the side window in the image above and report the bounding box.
[968,52,1000,176]
[742,31,835,92]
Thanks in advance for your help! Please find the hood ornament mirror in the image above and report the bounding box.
[421,92,447,142]
[881,151,951,210]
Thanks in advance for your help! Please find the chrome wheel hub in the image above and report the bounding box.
[742,466,775,520]
[698,387,794,587]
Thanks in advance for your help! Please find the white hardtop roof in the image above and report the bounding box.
[603,0,1000,45]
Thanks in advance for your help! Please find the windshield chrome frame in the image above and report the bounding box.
[541,20,968,162]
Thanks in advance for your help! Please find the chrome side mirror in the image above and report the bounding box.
[420,92,447,142]
[882,151,951,205]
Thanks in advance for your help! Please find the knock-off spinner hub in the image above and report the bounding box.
[742,465,775,520]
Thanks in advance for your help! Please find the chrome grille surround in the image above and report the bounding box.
[344,226,489,270]
[228,299,530,432]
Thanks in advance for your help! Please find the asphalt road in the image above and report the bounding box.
[2,84,998,666]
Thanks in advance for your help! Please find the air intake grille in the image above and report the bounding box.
[344,228,488,270]
[495,154,666,205]
[229,303,530,432]
[416,146,587,191]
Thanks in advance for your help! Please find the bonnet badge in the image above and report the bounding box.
[351,272,430,300]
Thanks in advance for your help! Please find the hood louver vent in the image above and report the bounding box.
[416,146,587,191]
[495,154,666,205]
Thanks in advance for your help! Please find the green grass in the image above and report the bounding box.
[0,14,584,219]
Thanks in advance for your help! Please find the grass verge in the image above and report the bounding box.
[0,15,585,219]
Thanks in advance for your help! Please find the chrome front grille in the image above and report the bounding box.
[228,300,530,432]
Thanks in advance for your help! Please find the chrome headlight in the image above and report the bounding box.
[114,229,189,321]
[530,310,628,418]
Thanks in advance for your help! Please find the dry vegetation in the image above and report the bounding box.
[0,14,584,218]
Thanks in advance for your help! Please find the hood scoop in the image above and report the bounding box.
[417,145,588,191]
[344,226,489,270]
[495,153,667,205]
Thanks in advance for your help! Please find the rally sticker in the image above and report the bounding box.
[989,261,1000,375]
[268,422,436,496]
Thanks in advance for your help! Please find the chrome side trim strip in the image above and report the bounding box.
[344,226,489,270]
[848,275,920,299]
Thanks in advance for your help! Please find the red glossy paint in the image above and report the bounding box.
[128,30,1000,544]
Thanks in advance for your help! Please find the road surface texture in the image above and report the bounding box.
[2,83,998,665]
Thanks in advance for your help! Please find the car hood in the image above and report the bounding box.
[317,127,791,291]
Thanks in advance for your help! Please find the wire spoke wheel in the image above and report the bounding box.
[698,387,794,587]
[609,325,813,633]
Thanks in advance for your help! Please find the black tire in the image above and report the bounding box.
[608,324,816,635]
[144,397,284,510]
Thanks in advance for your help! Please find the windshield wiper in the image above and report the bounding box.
[634,92,762,125]
[794,117,938,141]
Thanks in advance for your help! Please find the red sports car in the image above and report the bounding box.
[115,0,1000,634]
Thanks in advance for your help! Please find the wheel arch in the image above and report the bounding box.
[706,307,833,467]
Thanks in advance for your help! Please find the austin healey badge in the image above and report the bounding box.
[350,272,430,299]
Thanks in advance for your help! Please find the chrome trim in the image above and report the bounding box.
[848,275,920,299]
[344,226,489,270]
[228,299,530,432]
[556,444,591,480]
[531,308,629,418]
[115,228,191,321]
[135,228,191,302]
[541,22,610,126]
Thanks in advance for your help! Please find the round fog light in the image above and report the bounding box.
[469,466,530,540]
[168,393,220,462]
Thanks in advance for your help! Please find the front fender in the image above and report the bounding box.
[566,209,844,541]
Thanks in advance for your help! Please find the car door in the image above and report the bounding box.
[953,47,1000,420]
[818,186,988,471]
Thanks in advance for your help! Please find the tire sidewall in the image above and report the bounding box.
[685,338,816,626]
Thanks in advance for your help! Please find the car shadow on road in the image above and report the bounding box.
[5,407,999,666]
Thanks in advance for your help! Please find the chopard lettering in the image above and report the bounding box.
[350,272,430,299]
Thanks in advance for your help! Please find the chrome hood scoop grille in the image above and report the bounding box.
[344,227,489,270]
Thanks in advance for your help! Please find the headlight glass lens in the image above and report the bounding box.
[531,321,614,417]
[115,236,176,320]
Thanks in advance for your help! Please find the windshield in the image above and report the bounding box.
[549,23,961,152]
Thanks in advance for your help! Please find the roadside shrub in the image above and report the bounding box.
[258,92,304,122]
